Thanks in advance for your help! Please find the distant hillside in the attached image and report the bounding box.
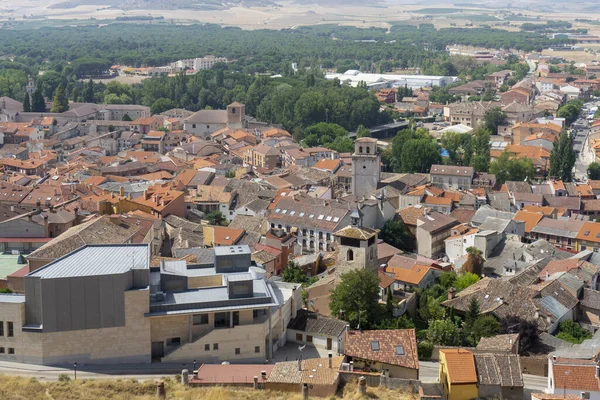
[48,0,275,11]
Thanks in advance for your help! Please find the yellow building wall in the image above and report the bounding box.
[439,352,478,400]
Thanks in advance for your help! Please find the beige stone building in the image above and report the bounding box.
[0,244,301,366]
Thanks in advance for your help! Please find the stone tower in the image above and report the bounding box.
[26,76,35,104]
[226,102,245,129]
[352,137,380,197]
[333,210,379,273]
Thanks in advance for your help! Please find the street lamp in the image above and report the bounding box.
[73,362,77,380]
[193,359,197,373]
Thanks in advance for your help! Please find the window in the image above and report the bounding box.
[192,124,196,129]
[7,322,13,337]
[213,343,219,350]
[8,348,14,355]
[0,348,4,354]
[166,337,181,346]
[0,322,3,337]
[371,341,380,351]
[235,348,241,355]
[366,146,370,154]
[359,146,363,153]
[296,333,303,341]
[214,312,230,328]
[347,249,354,261]
[205,344,210,351]
[255,346,260,353]
[395,345,405,355]
[193,314,209,325]
[232,108,236,114]
[306,335,313,343]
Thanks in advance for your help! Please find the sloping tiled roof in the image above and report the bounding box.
[551,360,600,392]
[287,310,347,337]
[344,329,418,369]
[513,210,544,233]
[476,333,519,353]
[440,349,477,384]
[474,354,523,387]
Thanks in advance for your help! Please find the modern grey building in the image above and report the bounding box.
[0,244,301,366]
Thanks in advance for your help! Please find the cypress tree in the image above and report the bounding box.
[50,82,69,113]
[23,93,31,112]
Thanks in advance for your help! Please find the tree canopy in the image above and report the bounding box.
[549,132,576,182]
[329,269,381,329]
[489,152,536,184]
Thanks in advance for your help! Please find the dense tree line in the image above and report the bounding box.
[0,23,570,73]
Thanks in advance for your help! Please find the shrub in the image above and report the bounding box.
[418,341,434,360]
[58,374,71,382]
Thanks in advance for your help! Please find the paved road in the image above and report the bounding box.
[0,360,186,382]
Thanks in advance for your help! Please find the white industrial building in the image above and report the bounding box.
[325,70,459,90]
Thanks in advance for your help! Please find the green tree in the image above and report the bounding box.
[454,272,480,291]
[303,123,347,148]
[391,129,426,171]
[282,261,317,285]
[588,162,600,180]
[471,127,491,172]
[489,152,536,184]
[84,79,94,103]
[31,86,46,112]
[380,219,413,251]
[483,107,506,134]
[466,297,480,323]
[122,114,132,122]
[22,93,31,112]
[216,69,224,88]
[465,315,501,346]
[329,269,381,329]
[440,131,473,166]
[400,138,441,173]
[356,125,371,138]
[426,319,461,346]
[549,131,575,181]
[462,247,484,276]
[206,210,227,226]
[50,82,69,113]
[151,98,175,115]
[557,100,583,126]
[556,320,592,344]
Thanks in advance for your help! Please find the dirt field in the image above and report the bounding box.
[2,0,600,34]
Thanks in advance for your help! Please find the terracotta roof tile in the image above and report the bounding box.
[513,210,544,233]
[344,329,418,369]
[441,349,477,384]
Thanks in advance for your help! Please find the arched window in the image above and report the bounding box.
[232,108,236,114]
[359,146,363,153]
[347,249,354,261]
[366,146,370,154]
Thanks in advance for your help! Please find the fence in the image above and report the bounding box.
[339,371,420,392]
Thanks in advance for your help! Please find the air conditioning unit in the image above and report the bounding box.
[581,392,590,399]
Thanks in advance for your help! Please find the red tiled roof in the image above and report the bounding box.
[344,329,418,369]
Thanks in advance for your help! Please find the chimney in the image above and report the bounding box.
[448,287,456,300]
[119,186,125,197]
[297,358,302,372]
[349,361,354,372]
[43,214,49,237]
[328,353,333,369]
[10,205,14,212]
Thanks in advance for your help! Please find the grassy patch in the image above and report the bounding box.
[0,375,417,400]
